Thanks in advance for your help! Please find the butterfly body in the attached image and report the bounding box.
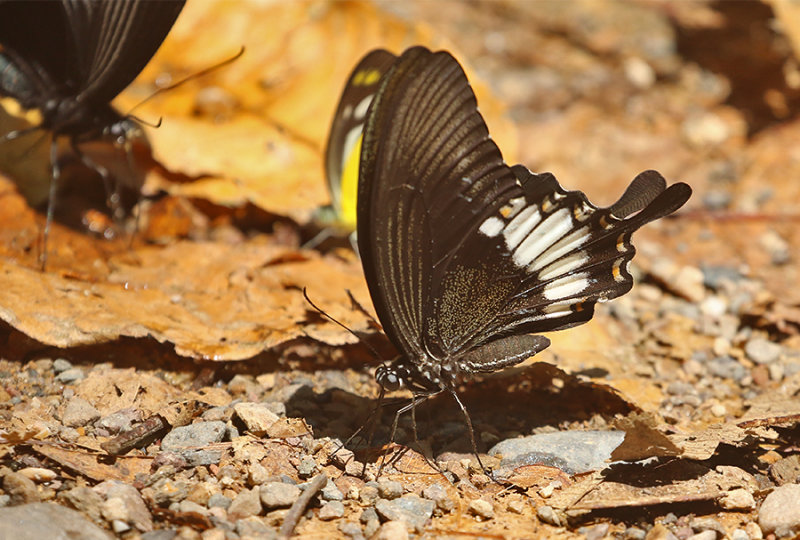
[357,46,691,406]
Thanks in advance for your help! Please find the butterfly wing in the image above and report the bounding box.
[0,0,184,113]
[62,0,185,106]
[358,46,691,374]
[0,0,70,106]
[325,49,396,228]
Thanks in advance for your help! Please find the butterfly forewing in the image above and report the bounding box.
[359,47,530,362]
[359,46,691,383]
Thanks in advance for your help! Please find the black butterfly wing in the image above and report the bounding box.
[359,46,691,375]
[325,49,396,223]
[62,0,185,106]
[475,167,692,344]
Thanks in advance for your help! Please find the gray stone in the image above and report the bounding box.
[56,368,85,384]
[96,408,140,434]
[228,487,262,519]
[745,338,783,365]
[297,455,317,478]
[321,478,343,501]
[707,356,747,382]
[759,483,800,536]
[94,480,153,532]
[52,358,73,373]
[207,493,232,509]
[377,480,403,500]
[319,500,345,520]
[375,495,435,531]
[421,483,454,512]
[338,520,364,539]
[260,482,301,509]
[489,430,626,474]
[623,526,647,540]
[161,421,227,450]
[62,397,101,427]
[0,502,112,540]
[59,486,104,522]
[146,478,190,506]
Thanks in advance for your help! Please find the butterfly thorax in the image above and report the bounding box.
[41,98,126,143]
[376,355,460,395]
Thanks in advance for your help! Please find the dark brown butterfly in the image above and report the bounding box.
[356,46,691,467]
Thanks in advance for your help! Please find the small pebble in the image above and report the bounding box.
[321,479,344,501]
[744,522,763,539]
[207,493,232,510]
[624,526,647,540]
[2,470,40,504]
[374,520,409,540]
[227,487,262,519]
[758,483,800,536]
[319,501,345,520]
[468,499,494,520]
[52,358,73,373]
[686,531,716,540]
[507,497,525,514]
[422,484,454,512]
[730,529,749,540]
[377,480,403,500]
[297,456,317,478]
[232,402,279,436]
[536,505,562,527]
[690,517,725,537]
[61,397,101,427]
[720,488,755,510]
[259,482,301,509]
[745,338,782,365]
[375,495,434,531]
[338,520,364,539]
[55,368,85,384]
[17,467,57,483]
[710,403,727,417]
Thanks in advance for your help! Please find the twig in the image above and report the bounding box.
[278,473,328,539]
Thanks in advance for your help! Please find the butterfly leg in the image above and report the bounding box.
[447,388,497,482]
[40,136,61,270]
[377,390,439,477]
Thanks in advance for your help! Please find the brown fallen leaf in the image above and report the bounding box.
[610,411,683,462]
[32,443,152,483]
[570,462,757,511]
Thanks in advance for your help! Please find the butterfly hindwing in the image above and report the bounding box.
[359,46,692,383]
[325,49,396,228]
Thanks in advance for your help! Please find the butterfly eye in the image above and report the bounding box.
[375,366,402,391]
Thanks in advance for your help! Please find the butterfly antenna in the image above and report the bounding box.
[126,46,245,117]
[301,287,382,362]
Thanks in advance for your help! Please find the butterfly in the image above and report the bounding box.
[0,0,185,265]
[356,46,692,463]
[307,49,396,251]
